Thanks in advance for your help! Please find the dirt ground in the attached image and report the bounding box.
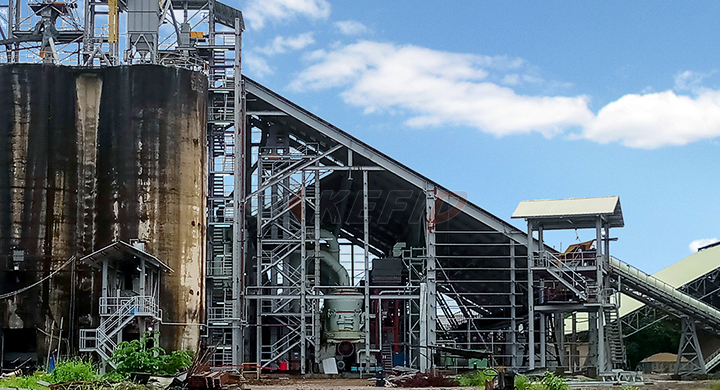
[245,377,720,390]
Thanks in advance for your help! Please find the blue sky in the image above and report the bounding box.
[237,0,720,273]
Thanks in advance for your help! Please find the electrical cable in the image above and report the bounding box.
[0,255,76,299]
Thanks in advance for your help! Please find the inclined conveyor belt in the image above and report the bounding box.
[610,257,720,329]
[610,257,720,371]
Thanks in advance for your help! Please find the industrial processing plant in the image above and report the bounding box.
[2,0,720,383]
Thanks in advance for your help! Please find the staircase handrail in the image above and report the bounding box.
[537,251,589,296]
[705,347,720,371]
[100,296,137,333]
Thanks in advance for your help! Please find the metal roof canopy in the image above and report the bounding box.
[511,196,624,230]
[244,77,529,248]
[80,241,173,272]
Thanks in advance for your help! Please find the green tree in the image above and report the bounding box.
[624,317,680,369]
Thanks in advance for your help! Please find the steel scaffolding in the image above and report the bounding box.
[238,79,537,374]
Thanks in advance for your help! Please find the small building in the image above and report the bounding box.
[78,240,171,366]
[638,352,683,373]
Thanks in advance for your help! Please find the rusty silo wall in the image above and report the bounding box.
[0,64,207,358]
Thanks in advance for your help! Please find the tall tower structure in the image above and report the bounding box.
[513,196,625,374]
[0,0,244,368]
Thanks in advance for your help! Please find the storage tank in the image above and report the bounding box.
[0,64,207,361]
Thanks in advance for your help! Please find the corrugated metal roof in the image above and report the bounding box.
[512,196,620,219]
[80,241,172,272]
[511,196,623,229]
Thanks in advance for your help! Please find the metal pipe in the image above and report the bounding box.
[596,217,605,373]
[232,15,245,368]
[510,240,517,369]
[527,221,535,370]
[363,170,370,372]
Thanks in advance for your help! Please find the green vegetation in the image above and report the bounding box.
[0,332,191,390]
[515,374,531,390]
[457,369,497,387]
[620,386,640,390]
[0,360,97,390]
[49,359,99,383]
[457,370,572,390]
[539,372,569,390]
[693,381,720,390]
[625,317,681,369]
[0,371,50,390]
[101,371,127,383]
[110,331,192,377]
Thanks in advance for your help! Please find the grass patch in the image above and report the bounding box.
[0,371,50,390]
[49,359,98,383]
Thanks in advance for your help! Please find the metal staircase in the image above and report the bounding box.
[704,347,720,372]
[79,296,160,366]
[604,308,626,369]
[381,345,393,371]
[535,251,590,301]
[205,27,239,367]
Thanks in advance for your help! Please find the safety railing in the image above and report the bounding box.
[208,262,233,276]
[534,251,590,300]
[610,257,720,326]
[79,328,117,353]
[705,347,720,371]
[208,306,234,320]
[100,296,160,318]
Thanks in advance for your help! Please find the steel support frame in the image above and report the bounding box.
[205,7,243,368]
[525,216,619,374]
[419,184,436,372]
[676,316,706,375]
[1,0,84,64]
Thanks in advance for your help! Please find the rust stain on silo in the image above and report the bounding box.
[0,64,207,356]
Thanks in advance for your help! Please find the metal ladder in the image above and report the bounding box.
[604,308,627,369]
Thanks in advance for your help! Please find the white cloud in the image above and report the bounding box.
[689,238,718,252]
[291,42,720,148]
[674,70,713,92]
[244,53,273,78]
[257,32,315,55]
[244,0,330,29]
[582,89,720,148]
[291,41,593,137]
[334,20,369,35]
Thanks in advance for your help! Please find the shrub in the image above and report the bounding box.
[101,371,127,383]
[110,331,192,376]
[515,374,531,390]
[48,359,98,383]
[457,369,497,388]
[540,372,569,390]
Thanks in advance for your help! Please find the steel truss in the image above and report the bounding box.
[238,79,539,374]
